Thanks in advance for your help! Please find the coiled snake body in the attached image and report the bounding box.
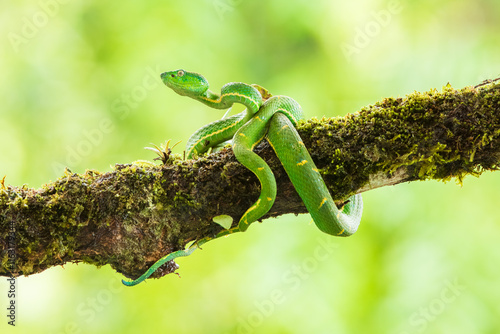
[122,70,363,286]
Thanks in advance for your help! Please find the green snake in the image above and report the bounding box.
[122,70,363,286]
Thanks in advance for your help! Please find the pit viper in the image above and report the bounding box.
[122,70,363,286]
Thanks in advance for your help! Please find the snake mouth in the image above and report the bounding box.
[160,70,176,85]
[160,70,184,92]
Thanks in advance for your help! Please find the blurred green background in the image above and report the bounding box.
[1,0,500,333]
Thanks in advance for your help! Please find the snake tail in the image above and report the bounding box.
[121,246,200,287]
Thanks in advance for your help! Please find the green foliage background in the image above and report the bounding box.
[1,0,500,333]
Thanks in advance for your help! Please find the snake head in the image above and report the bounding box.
[161,69,209,96]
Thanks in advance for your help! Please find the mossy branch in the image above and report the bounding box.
[1,80,499,281]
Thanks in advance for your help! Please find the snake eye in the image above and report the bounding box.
[177,70,185,77]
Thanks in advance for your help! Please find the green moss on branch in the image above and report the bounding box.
[1,80,499,280]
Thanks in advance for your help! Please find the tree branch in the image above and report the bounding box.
[1,80,499,280]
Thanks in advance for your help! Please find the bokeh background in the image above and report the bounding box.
[1,0,500,333]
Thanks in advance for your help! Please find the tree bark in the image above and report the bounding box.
[1,80,499,281]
